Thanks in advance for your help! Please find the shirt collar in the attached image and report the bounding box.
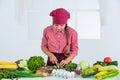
[52,26,65,34]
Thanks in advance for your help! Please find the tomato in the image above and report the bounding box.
[104,57,112,63]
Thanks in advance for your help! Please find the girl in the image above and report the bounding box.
[41,8,78,66]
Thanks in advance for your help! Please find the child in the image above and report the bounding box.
[41,8,78,66]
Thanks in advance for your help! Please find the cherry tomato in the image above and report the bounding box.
[104,57,112,63]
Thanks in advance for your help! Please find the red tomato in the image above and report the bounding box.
[104,57,112,63]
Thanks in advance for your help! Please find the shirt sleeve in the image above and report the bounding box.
[41,28,48,49]
[70,31,78,55]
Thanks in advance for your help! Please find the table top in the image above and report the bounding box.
[2,75,120,80]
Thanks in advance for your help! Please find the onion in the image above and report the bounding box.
[74,66,81,75]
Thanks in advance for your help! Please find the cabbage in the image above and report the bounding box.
[16,59,29,70]
[27,56,45,72]
[78,61,90,70]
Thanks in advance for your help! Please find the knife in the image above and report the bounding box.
[56,63,63,69]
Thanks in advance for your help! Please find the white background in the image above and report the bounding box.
[0,0,120,69]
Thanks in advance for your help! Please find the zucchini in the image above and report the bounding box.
[98,70,119,79]
[81,68,96,78]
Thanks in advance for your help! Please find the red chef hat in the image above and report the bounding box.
[50,8,70,24]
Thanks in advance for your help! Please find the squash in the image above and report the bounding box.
[0,64,18,69]
[0,62,17,65]
[0,61,18,70]
[94,70,108,78]
[98,70,119,79]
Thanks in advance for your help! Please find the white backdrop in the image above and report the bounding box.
[0,0,120,69]
[26,0,100,40]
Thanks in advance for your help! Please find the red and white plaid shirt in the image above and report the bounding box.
[41,25,78,55]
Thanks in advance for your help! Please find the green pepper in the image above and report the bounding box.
[99,62,107,66]
[108,61,118,66]
[93,61,107,66]
[65,63,77,71]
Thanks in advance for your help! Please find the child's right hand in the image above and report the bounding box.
[49,55,58,64]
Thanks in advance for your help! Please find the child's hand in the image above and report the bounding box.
[60,60,68,66]
[49,55,58,64]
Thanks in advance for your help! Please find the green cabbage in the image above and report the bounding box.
[15,59,29,70]
[78,61,90,70]
[27,56,45,72]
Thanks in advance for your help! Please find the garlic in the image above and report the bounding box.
[51,69,76,78]
[51,69,56,76]
[70,71,75,78]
